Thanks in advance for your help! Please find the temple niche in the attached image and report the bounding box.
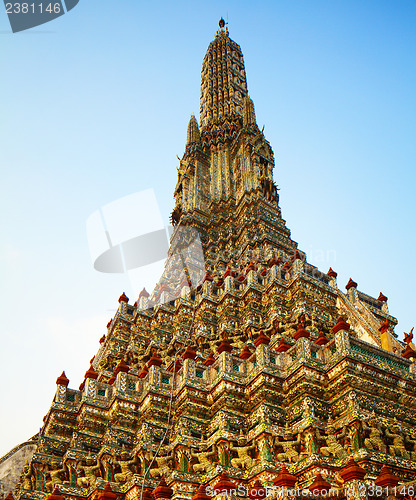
[4,18,416,500]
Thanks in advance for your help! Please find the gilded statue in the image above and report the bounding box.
[22,462,34,490]
[319,419,347,458]
[230,434,257,469]
[134,342,156,369]
[385,421,410,459]
[158,337,177,366]
[114,448,138,483]
[363,412,387,453]
[274,429,300,463]
[76,454,102,487]
[149,448,172,478]
[45,459,67,492]
[124,349,137,366]
[191,442,217,473]
[404,431,416,461]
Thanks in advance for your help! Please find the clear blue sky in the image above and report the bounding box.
[0,0,415,456]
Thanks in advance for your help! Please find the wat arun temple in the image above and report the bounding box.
[2,18,416,500]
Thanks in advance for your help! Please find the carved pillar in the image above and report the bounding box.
[224,275,234,293]
[182,358,195,380]
[296,337,311,359]
[55,372,69,403]
[335,330,351,352]
[255,343,270,367]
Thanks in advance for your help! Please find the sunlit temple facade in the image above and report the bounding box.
[2,18,416,500]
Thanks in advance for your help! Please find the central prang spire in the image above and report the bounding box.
[200,18,248,128]
[168,21,299,268]
[172,20,286,234]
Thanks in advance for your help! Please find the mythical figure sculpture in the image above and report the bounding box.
[274,429,300,463]
[124,348,138,366]
[404,431,416,461]
[191,442,217,472]
[45,460,67,492]
[77,454,102,487]
[114,448,138,483]
[319,419,347,458]
[260,176,278,202]
[385,421,410,459]
[230,434,257,469]
[170,204,182,226]
[363,413,387,453]
[149,448,172,478]
[135,342,156,369]
[21,462,34,490]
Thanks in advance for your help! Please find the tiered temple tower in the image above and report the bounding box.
[7,19,416,500]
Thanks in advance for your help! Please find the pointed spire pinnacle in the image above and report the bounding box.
[192,484,211,500]
[118,292,129,303]
[200,22,248,127]
[345,278,358,290]
[315,331,330,345]
[186,113,200,145]
[98,483,117,500]
[239,344,253,359]
[183,344,197,360]
[243,95,256,127]
[213,471,236,494]
[203,350,215,366]
[84,364,98,380]
[276,336,291,352]
[327,267,337,278]
[153,477,173,499]
[308,473,332,493]
[56,371,69,387]
[273,465,297,488]
[332,316,350,333]
[374,466,399,488]
[294,322,310,340]
[47,487,65,500]
[139,287,150,298]
[254,330,270,347]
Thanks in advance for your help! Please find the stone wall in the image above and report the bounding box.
[0,438,37,498]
